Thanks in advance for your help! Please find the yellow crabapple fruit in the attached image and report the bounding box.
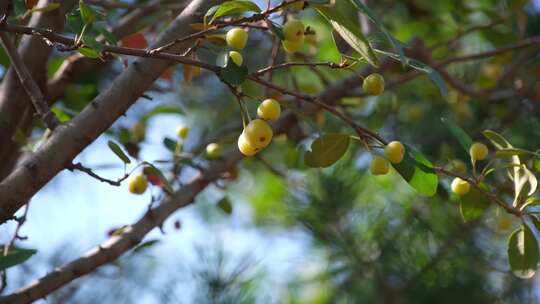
[244,119,273,149]
[384,141,405,164]
[177,126,189,139]
[282,38,304,54]
[469,142,488,161]
[362,73,385,96]
[451,177,470,196]
[228,51,243,66]
[226,28,248,50]
[257,98,281,121]
[237,132,259,156]
[128,174,148,195]
[371,155,390,175]
[206,143,221,159]
[283,20,305,42]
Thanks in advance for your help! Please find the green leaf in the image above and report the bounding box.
[483,130,512,149]
[79,0,96,24]
[141,162,174,193]
[523,197,540,212]
[459,184,490,221]
[441,117,473,152]
[28,3,60,13]
[347,0,407,66]
[96,26,118,45]
[141,106,184,123]
[51,107,73,123]
[217,196,233,215]
[508,225,539,279]
[392,145,438,196]
[483,130,527,207]
[77,47,100,59]
[82,33,104,52]
[206,1,261,24]
[376,50,447,96]
[219,56,248,85]
[407,58,448,97]
[316,5,379,67]
[0,248,37,271]
[495,148,540,158]
[162,137,178,153]
[133,239,160,253]
[304,133,350,168]
[107,140,131,164]
[267,21,285,41]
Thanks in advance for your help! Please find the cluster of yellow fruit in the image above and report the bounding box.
[371,141,405,175]
[238,98,281,156]
[226,28,247,66]
[450,142,489,196]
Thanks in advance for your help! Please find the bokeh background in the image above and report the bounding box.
[3,0,540,303]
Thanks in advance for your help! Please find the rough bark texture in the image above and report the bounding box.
[0,0,221,223]
[0,0,77,179]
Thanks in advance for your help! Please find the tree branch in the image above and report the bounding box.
[0,32,59,130]
[0,0,220,224]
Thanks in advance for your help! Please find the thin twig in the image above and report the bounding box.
[0,32,59,129]
[68,162,129,186]
[147,0,302,54]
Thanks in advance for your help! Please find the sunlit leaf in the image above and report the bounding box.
[205,1,261,24]
[392,145,438,196]
[508,225,539,279]
[79,0,96,24]
[107,140,131,164]
[459,184,490,222]
[316,5,378,66]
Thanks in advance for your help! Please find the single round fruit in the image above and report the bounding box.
[469,142,488,161]
[238,132,259,156]
[283,20,305,42]
[128,174,148,195]
[244,119,273,149]
[177,126,189,139]
[282,37,304,53]
[131,122,146,142]
[362,73,385,96]
[257,98,281,121]
[206,143,221,159]
[371,155,390,175]
[451,177,470,196]
[228,51,243,66]
[226,28,248,50]
[384,141,405,164]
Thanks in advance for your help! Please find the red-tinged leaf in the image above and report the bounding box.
[121,33,148,49]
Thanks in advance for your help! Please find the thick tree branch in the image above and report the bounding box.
[0,110,299,304]
[0,0,77,179]
[0,0,221,224]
